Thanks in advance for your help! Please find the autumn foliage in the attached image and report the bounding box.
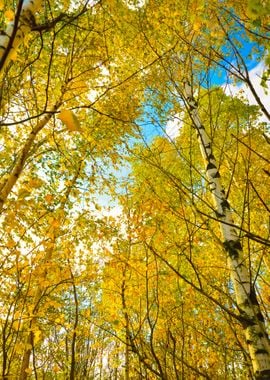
[0,0,270,379]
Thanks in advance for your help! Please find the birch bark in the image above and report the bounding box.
[184,81,270,380]
[0,0,42,74]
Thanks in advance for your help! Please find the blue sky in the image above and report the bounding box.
[137,33,268,142]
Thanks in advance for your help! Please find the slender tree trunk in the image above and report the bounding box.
[0,101,61,214]
[69,268,79,380]
[0,0,42,75]
[19,162,83,379]
[19,329,34,380]
[19,248,53,380]
[125,329,130,380]
[2,328,8,380]
[121,274,130,380]
[183,80,270,379]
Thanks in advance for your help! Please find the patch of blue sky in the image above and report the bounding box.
[202,32,266,88]
[138,27,268,143]
[136,104,164,143]
[136,91,174,143]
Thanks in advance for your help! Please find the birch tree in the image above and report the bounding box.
[0,0,148,377]
[183,81,270,379]
[126,1,270,377]
[1,0,270,378]
[112,86,270,379]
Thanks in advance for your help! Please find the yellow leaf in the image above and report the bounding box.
[18,187,31,199]
[193,21,201,32]
[9,49,17,61]
[33,329,42,344]
[24,34,31,48]
[53,365,60,373]
[0,0,4,10]
[58,109,81,132]
[12,320,20,330]
[4,10,14,21]
[7,239,16,249]
[51,218,60,228]
[14,342,24,354]
[28,178,43,188]
[84,309,91,318]
[45,194,54,203]
[40,279,49,288]
[55,317,63,324]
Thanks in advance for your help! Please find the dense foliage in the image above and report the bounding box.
[0,0,270,379]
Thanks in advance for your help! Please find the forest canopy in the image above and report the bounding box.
[0,0,270,379]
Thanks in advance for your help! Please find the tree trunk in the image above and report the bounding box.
[0,0,42,74]
[69,269,79,380]
[19,329,34,380]
[0,101,61,214]
[184,80,270,380]
[19,162,83,379]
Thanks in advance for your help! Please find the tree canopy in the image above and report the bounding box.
[0,0,270,379]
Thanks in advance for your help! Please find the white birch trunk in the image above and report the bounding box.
[0,0,42,74]
[184,81,270,379]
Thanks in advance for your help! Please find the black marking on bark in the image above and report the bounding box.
[207,153,215,160]
[223,240,241,259]
[233,240,242,250]
[213,171,221,178]
[239,311,257,329]
[242,317,255,329]
[188,98,198,111]
[255,349,269,355]
[198,124,205,130]
[221,199,230,210]
[239,311,267,333]
[250,287,259,306]
[255,369,270,380]
[243,298,251,307]
[207,162,216,171]
[256,312,265,323]
[214,210,224,218]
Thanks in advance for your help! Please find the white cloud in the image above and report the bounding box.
[223,62,270,123]
[165,113,184,140]
[166,63,270,141]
